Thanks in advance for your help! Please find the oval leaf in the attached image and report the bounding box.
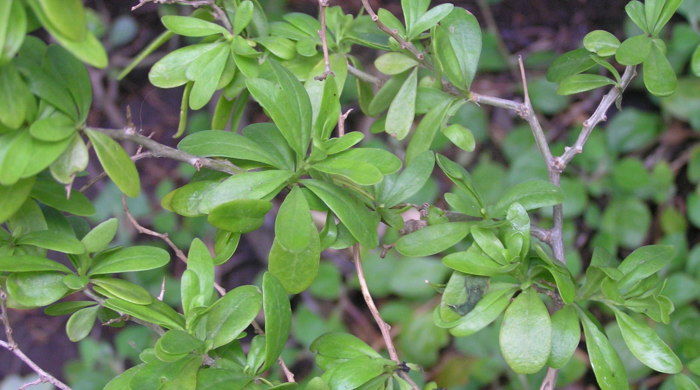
[396,222,471,257]
[66,305,98,342]
[613,309,682,374]
[89,246,170,275]
[85,129,140,197]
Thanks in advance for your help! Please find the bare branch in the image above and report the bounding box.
[0,288,72,390]
[359,0,426,62]
[338,108,353,137]
[131,0,232,32]
[278,357,296,382]
[85,127,242,175]
[348,64,382,87]
[314,0,334,81]
[352,245,419,390]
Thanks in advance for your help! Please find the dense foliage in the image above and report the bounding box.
[1,0,699,389]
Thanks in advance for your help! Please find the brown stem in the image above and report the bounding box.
[0,288,72,390]
[539,367,558,390]
[314,0,334,81]
[359,0,426,62]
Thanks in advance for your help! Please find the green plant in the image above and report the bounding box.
[0,0,698,389]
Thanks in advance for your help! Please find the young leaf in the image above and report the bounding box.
[233,1,255,35]
[85,129,141,197]
[643,40,677,97]
[161,15,229,37]
[149,43,220,88]
[441,123,475,152]
[385,68,417,140]
[433,8,481,91]
[261,272,292,371]
[89,246,170,275]
[203,285,262,349]
[547,305,580,369]
[66,305,98,342]
[577,307,630,390]
[546,48,596,83]
[310,332,382,360]
[302,179,379,248]
[557,74,616,95]
[407,3,454,40]
[499,288,551,374]
[323,132,365,155]
[615,34,652,66]
[583,30,621,57]
[0,0,26,65]
[208,199,272,233]
[81,218,119,253]
[625,1,648,33]
[156,330,204,358]
[395,222,472,257]
[612,308,682,374]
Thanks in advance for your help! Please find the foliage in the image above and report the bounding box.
[0,0,698,389]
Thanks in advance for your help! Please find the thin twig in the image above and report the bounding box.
[121,195,227,297]
[83,289,166,336]
[278,357,296,382]
[352,245,419,390]
[0,288,72,390]
[85,127,242,175]
[359,0,426,62]
[554,66,637,171]
[348,64,382,87]
[338,109,353,137]
[314,0,334,81]
[131,0,232,32]
[539,367,558,390]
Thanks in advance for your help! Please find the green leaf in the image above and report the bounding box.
[407,3,454,40]
[91,277,153,305]
[396,222,472,257]
[6,272,69,308]
[547,305,580,369]
[312,158,384,186]
[189,44,229,110]
[557,74,616,95]
[156,330,204,357]
[0,177,35,224]
[89,246,170,275]
[81,218,118,253]
[46,44,93,123]
[199,170,293,213]
[16,230,85,254]
[643,39,677,97]
[374,52,418,75]
[612,308,681,374]
[37,0,87,41]
[471,226,506,264]
[0,63,30,129]
[196,369,252,390]
[85,129,140,197]
[331,148,402,175]
[66,305,98,342]
[491,180,564,217]
[692,44,700,77]
[617,245,674,293]
[433,8,481,91]
[405,99,452,164]
[616,34,652,66]
[583,30,621,57]
[302,179,379,248]
[0,0,27,65]
[441,286,517,337]
[246,59,312,158]
[0,255,72,273]
[625,1,648,33]
[268,226,321,294]
[62,274,88,290]
[149,43,220,88]
[261,272,292,371]
[323,132,365,155]
[546,48,597,83]
[385,68,417,140]
[380,151,435,207]
[653,0,682,34]
[499,288,551,374]
[310,332,382,360]
[443,245,516,276]
[161,15,229,37]
[44,301,97,316]
[104,298,184,330]
[233,1,255,35]
[29,114,76,142]
[441,123,475,152]
[577,307,629,390]
[203,285,262,349]
[368,71,409,116]
[165,180,219,217]
[275,186,312,251]
[326,357,392,390]
[50,135,89,184]
[181,238,215,317]
[208,199,272,233]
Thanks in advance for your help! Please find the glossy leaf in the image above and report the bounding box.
[0,63,30,129]
[583,30,621,57]
[275,186,312,252]
[499,288,551,374]
[405,99,452,164]
[396,222,471,257]
[261,273,292,371]
[557,74,616,95]
[30,179,94,216]
[6,272,69,308]
[37,0,87,41]
[268,225,321,294]
[442,286,517,337]
[491,180,564,217]
[0,177,35,224]
[617,245,674,293]
[189,44,229,110]
[385,68,417,140]
[208,199,272,233]
[643,40,677,97]
[16,230,85,254]
[66,305,98,342]
[374,52,418,75]
[380,151,435,207]
[613,308,681,374]
[0,0,26,65]
[433,8,481,91]
[149,43,220,88]
[546,48,596,83]
[91,277,153,305]
[181,238,215,317]
[616,34,652,66]
[203,285,262,349]
[408,3,454,40]
[29,114,76,142]
[0,255,72,273]
[44,301,96,316]
[89,246,170,275]
[199,170,293,213]
[81,218,118,253]
[443,245,515,276]
[441,123,475,152]
[162,15,229,37]
[104,298,185,330]
[302,179,378,248]
[577,307,629,390]
[178,131,278,168]
[547,305,580,369]
[85,129,140,197]
[310,332,382,361]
